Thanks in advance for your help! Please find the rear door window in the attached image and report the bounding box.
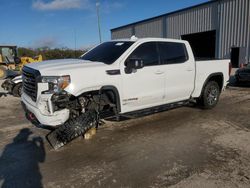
[158,42,188,64]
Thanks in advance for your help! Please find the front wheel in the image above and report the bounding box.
[12,83,22,97]
[198,81,220,109]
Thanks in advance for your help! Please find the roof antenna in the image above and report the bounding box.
[130,35,138,41]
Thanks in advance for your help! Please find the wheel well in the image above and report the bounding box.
[79,86,121,113]
[205,73,224,91]
[100,86,121,113]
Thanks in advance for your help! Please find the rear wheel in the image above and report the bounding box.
[12,83,22,97]
[199,81,220,109]
[0,66,7,80]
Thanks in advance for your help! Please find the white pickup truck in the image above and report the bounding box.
[21,37,230,148]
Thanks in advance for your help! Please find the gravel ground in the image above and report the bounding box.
[0,84,250,188]
[0,80,29,130]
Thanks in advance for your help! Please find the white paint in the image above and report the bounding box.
[22,38,230,127]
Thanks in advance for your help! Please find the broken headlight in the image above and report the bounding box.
[41,75,71,93]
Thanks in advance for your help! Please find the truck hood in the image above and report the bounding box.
[26,59,108,75]
[25,58,119,97]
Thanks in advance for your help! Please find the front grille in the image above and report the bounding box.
[22,66,40,102]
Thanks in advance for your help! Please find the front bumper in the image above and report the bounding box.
[21,92,70,127]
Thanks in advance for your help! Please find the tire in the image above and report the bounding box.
[199,81,220,109]
[0,66,7,80]
[12,83,22,97]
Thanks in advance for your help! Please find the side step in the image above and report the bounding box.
[122,100,189,118]
[46,111,97,150]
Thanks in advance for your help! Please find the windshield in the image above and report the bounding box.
[1,47,15,63]
[81,41,134,64]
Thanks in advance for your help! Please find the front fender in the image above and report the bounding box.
[12,75,23,84]
[66,85,103,97]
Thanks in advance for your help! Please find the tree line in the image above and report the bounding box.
[18,47,88,60]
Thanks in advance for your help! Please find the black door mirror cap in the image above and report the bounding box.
[125,58,144,74]
[126,58,144,69]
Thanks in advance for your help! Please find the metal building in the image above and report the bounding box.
[111,0,250,67]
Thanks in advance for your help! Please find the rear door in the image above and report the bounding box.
[121,42,165,112]
[158,42,195,103]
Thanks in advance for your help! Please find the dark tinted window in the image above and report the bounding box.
[158,42,188,64]
[81,41,134,64]
[127,42,159,66]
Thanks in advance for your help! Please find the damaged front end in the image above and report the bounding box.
[23,90,99,149]
[22,72,116,150]
[47,110,98,149]
[46,92,101,149]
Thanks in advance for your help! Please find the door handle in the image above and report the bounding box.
[155,70,164,74]
[186,68,193,72]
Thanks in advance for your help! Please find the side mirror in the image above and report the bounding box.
[125,58,144,73]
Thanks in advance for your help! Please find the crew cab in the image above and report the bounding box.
[21,37,230,128]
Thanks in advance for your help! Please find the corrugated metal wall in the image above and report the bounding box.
[111,27,132,39]
[111,18,163,39]
[111,0,250,61]
[218,0,250,62]
[165,2,218,39]
[134,18,163,38]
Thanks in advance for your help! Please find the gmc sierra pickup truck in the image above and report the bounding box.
[21,37,230,149]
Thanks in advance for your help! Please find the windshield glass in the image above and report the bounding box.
[1,47,15,63]
[81,41,134,64]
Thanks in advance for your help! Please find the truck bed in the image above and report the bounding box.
[192,59,230,98]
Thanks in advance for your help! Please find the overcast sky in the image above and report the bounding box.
[0,0,208,49]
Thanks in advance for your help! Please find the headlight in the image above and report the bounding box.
[41,75,70,93]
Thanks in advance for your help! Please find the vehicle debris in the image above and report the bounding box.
[84,127,97,140]
[46,110,98,150]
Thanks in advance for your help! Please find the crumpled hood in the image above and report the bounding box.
[26,59,107,75]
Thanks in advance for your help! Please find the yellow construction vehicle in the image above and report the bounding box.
[0,45,43,79]
[19,54,43,70]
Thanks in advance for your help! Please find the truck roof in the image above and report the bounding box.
[111,36,187,44]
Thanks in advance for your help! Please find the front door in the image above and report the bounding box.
[121,42,165,113]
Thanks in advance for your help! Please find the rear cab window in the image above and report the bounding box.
[158,42,188,64]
